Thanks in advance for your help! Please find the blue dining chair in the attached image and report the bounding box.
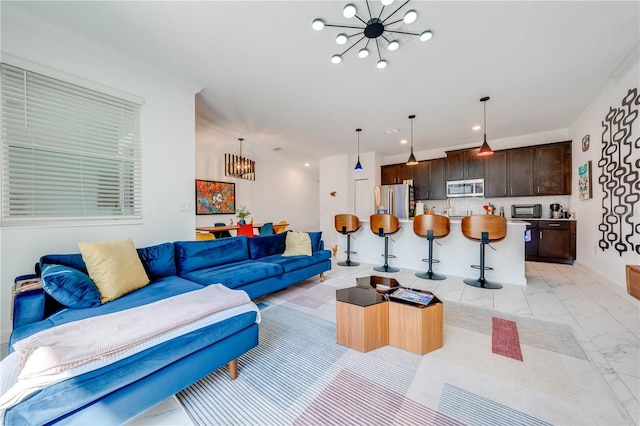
[259,222,274,236]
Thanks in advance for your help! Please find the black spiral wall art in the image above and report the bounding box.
[598,88,640,256]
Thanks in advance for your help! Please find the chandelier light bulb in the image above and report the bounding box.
[420,30,433,41]
[331,54,342,64]
[381,0,394,5]
[336,33,348,45]
[403,10,418,24]
[312,19,325,31]
[343,4,357,18]
[376,59,387,69]
[388,40,399,51]
[358,48,369,58]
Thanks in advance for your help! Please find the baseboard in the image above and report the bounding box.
[575,260,640,305]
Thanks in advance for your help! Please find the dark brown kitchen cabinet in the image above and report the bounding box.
[412,161,429,199]
[508,147,535,196]
[413,158,446,200]
[535,142,571,195]
[525,220,576,264]
[381,164,414,184]
[428,158,447,200]
[484,151,508,197]
[446,148,484,181]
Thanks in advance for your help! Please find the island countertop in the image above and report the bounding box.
[337,217,527,286]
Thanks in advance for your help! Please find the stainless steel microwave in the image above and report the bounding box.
[446,179,484,198]
[511,204,542,218]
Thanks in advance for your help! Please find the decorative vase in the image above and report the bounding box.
[239,219,246,225]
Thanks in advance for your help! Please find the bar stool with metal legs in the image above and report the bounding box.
[413,214,450,280]
[461,215,507,289]
[370,214,401,273]
[334,214,360,266]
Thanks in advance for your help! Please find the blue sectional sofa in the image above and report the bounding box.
[4,232,331,425]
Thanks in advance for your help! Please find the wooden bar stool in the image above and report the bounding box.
[413,214,450,280]
[334,214,361,266]
[461,215,507,289]
[370,214,401,273]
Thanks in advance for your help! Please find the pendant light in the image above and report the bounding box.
[477,96,494,157]
[354,128,363,171]
[406,114,418,165]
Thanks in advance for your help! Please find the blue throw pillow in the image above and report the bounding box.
[41,264,101,308]
[308,231,323,252]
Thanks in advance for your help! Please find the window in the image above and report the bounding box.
[1,62,143,225]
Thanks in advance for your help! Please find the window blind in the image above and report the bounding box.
[1,63,143,225]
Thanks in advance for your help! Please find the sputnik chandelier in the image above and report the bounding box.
[312,0,433,69]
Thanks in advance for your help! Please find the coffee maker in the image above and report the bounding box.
[550,203,562,219]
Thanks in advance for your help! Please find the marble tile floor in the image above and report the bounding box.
[131,259,639,425]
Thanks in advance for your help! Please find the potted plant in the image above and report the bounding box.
[236,204,250,225]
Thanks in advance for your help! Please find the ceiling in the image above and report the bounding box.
[3,1,639,171]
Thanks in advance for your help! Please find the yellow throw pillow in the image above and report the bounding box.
[282,232,312,257]
[78,237,150,303]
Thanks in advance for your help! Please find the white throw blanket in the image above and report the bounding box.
[1,284,259,417]
[14,284,250,379]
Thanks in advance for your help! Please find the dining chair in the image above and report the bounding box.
[259,222,274,236]
[273,220,289,234]
[213,222,232,238]
[236,223,255,238]
[195,232,215,241]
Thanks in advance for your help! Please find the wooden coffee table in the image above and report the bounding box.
[336,276,443,355]
[335,286,388,352]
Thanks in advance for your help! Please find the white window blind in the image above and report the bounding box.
[1,63,143,225]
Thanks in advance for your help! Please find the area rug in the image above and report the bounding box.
[176,279,629,426]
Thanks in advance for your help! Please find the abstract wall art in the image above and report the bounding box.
[578,161,592,200]
[598,88,640,256]
[195,180,235,215]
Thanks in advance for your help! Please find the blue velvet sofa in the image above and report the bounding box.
[5,232,331,425]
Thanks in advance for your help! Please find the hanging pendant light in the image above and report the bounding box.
[477,96,494,157]
[354,128,363,171]
[406,115,418,165]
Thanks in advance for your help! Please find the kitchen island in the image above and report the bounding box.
[337,217,528,286]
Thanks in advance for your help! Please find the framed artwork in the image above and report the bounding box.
[578,161,592,200]
[582,134,590,151]
[195,180,235,215]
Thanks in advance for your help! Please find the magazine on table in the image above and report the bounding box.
[389,288,434,306]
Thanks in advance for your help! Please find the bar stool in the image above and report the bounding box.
[370,214,401,273]
[413,214,450,280]
[334,214,360,266]
[461,215,507,289]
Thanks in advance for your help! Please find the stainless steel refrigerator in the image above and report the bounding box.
[378,184,414,219]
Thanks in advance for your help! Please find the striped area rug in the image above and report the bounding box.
[176,279,629,426]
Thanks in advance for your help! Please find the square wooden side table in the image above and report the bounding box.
[336,286,389,352]
[388,293,443,355]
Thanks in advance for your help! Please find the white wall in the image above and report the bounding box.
[568,59,640,294]
[194,139,320,233]
[0,13,200,343]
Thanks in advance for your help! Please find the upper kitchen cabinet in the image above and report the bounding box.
[381,163,414,185]
[483,141,571,197]
[508,147,535,196]
[413,158,446,200]
[484,150,508,197]
[535,141,571,195]
[446,148,484,181]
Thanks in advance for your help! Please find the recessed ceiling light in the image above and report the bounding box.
[472,125,481,131]
[400,139,408,144]
[304,163,310,167]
